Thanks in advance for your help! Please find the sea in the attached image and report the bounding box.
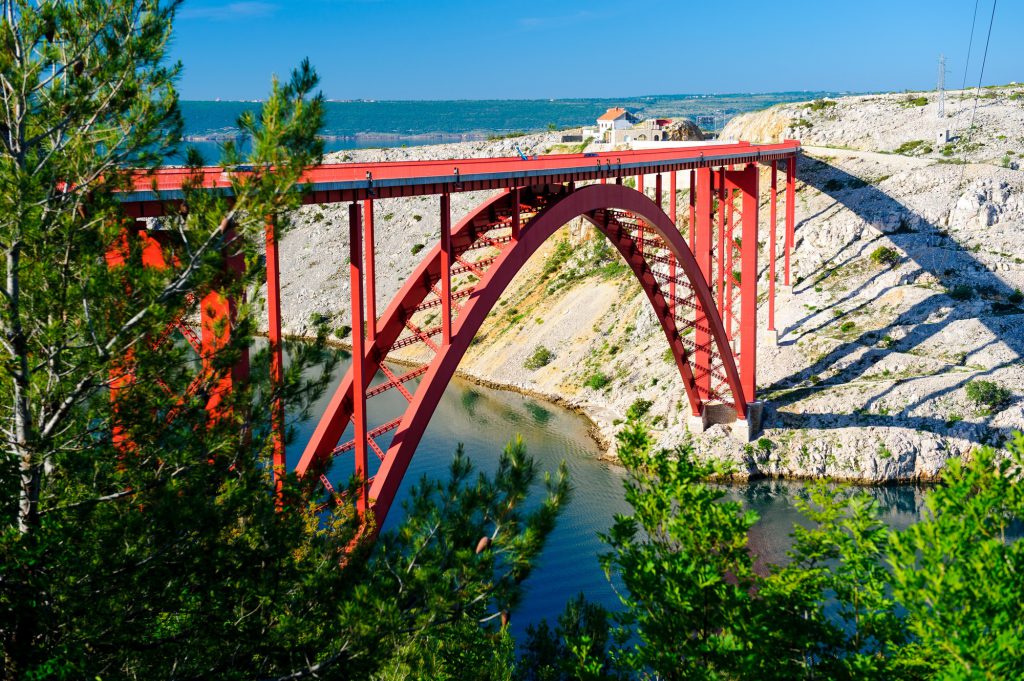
[179,91,844,162]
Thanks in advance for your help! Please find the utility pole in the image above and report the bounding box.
[937,53,946,118]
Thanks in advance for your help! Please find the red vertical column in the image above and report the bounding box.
[201,225,249,424]
[348,202,369,511]
[768,161,778,334]
[785,155,796,287]
[688,169,696,251]
[363,199,377,342]
[725,188,735,340]
[510,186,521,240]
[738,164,759,406]
[716,168,726,317]
[668,171,677,319]
[637,171,645,196]
[265,216,286,500]
[655,172,662,209]
[106,223,139,453]
[440,193,452,346]
[693,168,714,410]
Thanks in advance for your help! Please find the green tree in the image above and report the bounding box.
[0,3,569,678]
[600,420,1024,679]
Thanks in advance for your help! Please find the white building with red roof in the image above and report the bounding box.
[596,107,637,141]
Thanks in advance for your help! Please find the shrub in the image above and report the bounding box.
[901,95,929,107]
[585,372,611,390]
[839,320,856,333]
[869,246,900,267]
[1009,288,1024,305]
[410,243,425,255]
[524,345,554,369]
[807,99,836,112]
[948,285,974,301]
[893,140,933,156]
[626,399,653,421]
[965,379,1011,414]
[335,324,351,338]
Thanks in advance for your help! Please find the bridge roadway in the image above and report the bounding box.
[119,140,800,214]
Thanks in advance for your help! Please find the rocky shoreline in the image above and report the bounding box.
[266,86,1024,482]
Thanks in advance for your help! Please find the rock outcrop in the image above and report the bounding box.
[663,118,704,141]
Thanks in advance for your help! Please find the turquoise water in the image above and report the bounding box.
[179,92,842,162]
[286,351,929,639]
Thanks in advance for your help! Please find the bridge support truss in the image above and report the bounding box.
[292,157,797,526]
[115,142,799,528]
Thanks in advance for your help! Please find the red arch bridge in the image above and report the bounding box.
[118,140,800,526]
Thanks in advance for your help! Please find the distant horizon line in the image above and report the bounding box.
[180,89,852,104]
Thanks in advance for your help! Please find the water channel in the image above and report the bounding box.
[286,351,930,639]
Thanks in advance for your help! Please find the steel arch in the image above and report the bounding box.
[297,183,745,526]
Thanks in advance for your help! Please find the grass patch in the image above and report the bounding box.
[893,139,933,156]
[900,95,929,108]
[807,99,837,112]
[524,345,554,369]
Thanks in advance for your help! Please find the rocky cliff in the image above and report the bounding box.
[270,86,1024,482]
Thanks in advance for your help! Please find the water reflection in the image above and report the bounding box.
[285,350,938,637]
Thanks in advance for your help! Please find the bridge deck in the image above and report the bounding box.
[120,140,800,216]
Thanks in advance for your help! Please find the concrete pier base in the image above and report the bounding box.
[687,408,709,434]
[730,402,764,443]
[688,402,763,443]
[765,329,778,346]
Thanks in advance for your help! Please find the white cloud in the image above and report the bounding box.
[179,2,279,21]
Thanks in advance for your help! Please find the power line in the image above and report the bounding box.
[958,0,998,190]
[960,0,981,93]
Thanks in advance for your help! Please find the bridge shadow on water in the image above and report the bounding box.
[763,155,1023,448]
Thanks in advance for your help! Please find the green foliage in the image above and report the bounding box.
[900,95,929,107]
[521,594,624,681]
[336,324,352,338]
[542,239,573,279]
[411,242,425,255]
[892,139,933,156]
[584,373,611,390]
[624,398,653,421]
[372,439,570,680]
[949,284,975,301]
[807,99,837,112]
[595,421,1024,679]
[525,345,554,370]
[1009,288,1024,305]
[869,246,900,267]
[965,379,1012,415]
[839,320,856,333]
[0,5,571,679]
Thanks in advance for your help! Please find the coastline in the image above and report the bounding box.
[274,332,946,487]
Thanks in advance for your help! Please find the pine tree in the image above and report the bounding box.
[0,3,569,678]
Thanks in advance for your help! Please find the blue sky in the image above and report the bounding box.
[170,0,1020,100]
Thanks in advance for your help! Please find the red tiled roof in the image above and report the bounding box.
[598,107,629,121]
